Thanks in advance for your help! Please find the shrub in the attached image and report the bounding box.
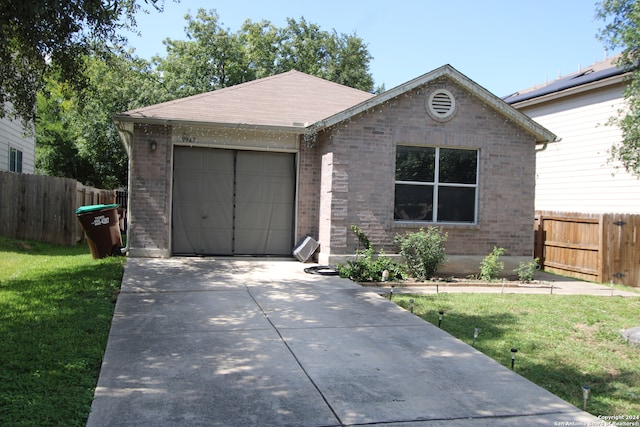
[337,226,404,282]
[479,246,505,280]
[514,257,539,283]
[394,227,447,281]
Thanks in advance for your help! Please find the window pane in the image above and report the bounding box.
[395,146,435,182]
[16,150,22,173]
[438,187,476,222]
[9,148,16,172]
[439,148,477,184]
[394,184,433,221]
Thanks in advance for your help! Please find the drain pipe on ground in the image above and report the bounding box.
[115,121,133,256]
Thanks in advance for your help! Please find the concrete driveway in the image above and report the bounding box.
[87,258,599,426]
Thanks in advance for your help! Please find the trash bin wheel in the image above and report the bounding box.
[111,244,123,257]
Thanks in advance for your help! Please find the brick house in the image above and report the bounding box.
[114,66,556,274]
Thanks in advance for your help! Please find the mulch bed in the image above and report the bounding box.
[359,276,553,288]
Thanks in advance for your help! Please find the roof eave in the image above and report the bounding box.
[510,72,631,109]
[112,114,308,134]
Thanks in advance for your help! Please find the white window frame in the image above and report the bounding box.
[394,145,479,224]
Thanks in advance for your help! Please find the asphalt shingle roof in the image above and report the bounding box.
[116,70,375,129]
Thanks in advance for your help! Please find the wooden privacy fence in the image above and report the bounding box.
[535,211,640,287]
[0,171,115,246]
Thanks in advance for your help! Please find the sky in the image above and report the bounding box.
[121,0,614,97]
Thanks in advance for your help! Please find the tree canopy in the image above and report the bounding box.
[153,9,375,96]
[596,0,640,176]
[1,0,164,124]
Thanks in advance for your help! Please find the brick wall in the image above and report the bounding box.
[129,123,172,257]
[296,139,320,241]
[314,78,537,264]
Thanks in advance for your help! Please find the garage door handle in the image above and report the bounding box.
[202,215,208,220]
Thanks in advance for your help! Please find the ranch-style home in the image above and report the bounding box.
[114,65,556,274]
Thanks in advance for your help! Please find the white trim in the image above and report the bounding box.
[394,145,479,224]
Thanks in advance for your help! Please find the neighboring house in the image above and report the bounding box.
[504,55,638,213]
[0,113,35,174]
[114,66,556,274]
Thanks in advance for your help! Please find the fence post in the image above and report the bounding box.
[534,213,545,268]
[597,214,604,283]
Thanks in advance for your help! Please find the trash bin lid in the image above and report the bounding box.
[75,204,119,215]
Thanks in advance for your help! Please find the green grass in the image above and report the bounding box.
[393,292,640,417]
[0,236,125,426]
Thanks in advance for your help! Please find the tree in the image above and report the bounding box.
[155,9,253,98]
[277,17,374,91]
[0,0,163,124]
[596,0,640,176]
[154,9,375,93]
[36,77,91,180]
[37,53,167,188]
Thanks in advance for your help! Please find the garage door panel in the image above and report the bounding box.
[235,201,293,229]
[200,228,233,254]
[173,147,295,256]
[171,230,201,255]
[234,229,293,255]
[235,152,294,256]
[173,147,235,255]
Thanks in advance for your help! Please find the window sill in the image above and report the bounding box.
[393,221,479,230]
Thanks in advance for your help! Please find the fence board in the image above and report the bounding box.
[535,211,639,287]
[0,171,115,245]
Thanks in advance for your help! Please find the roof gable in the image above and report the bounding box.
[115,70,374,130]
[312,64,557,144]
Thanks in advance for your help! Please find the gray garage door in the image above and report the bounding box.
[172,147,295,256]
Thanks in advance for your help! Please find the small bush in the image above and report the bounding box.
[514,257,539,283]
[479,246,505,280]
[394,227,447,281]
[337,226,404,282]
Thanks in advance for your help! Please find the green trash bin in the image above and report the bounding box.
[76,204,123,259]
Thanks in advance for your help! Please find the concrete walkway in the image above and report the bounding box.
[87,258,604,426]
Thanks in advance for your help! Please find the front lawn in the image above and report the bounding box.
[0,236,125,426]
[392,293,640,417]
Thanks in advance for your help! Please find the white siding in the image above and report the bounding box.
[519,82,640,214]
[0,115,35,174]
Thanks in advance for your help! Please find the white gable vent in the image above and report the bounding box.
[427,89,456,121]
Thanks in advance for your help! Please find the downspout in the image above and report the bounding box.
[535,142,549,152]
[535,137,562,152]
[115,120,133,255]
